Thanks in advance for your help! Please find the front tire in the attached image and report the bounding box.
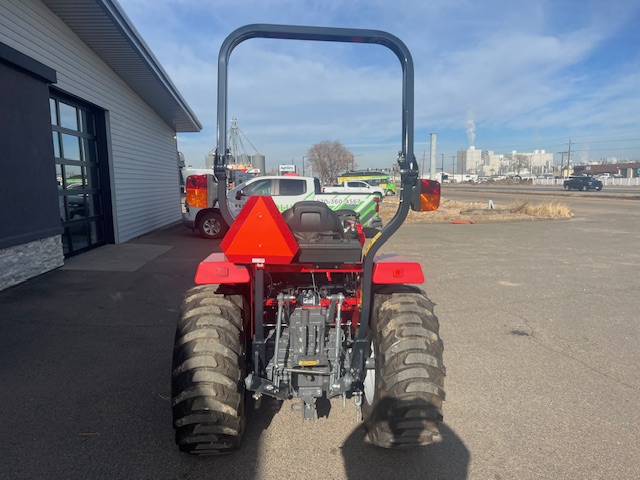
[172,285,246,455]
[363,287,446,448]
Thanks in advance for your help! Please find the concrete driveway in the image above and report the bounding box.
[1,200,639,479]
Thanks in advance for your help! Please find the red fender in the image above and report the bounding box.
[372,253,424,284]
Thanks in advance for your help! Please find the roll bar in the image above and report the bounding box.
[215,24,419,380]
[215,24,417,228]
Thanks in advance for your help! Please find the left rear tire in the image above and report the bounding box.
[172,285,246,455]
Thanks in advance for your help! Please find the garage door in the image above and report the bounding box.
[50,94,109,257]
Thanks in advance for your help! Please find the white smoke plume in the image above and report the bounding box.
[466,109,476,147]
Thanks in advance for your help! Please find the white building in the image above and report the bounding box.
[0,0,201,290]
[460,146,555,177]
[503,150,554,176]
[456,146,483,175]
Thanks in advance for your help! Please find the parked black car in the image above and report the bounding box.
[563,176,603,191]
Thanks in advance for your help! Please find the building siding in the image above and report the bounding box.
[0,0,182,244]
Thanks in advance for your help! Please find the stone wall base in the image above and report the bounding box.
[0,235,64,291]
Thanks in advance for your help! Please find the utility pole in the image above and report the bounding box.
[421,150,426,179]
[558,151,567,178]
[567,138,572,175]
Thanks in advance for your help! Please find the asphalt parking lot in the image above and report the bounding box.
[1,201,639,479]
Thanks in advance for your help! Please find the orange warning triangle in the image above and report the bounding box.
[221,196,299,264]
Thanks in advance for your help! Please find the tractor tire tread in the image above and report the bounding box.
[365,288,445,449]
[172,286,246,455]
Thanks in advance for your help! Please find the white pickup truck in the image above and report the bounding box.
[183,175,382,239]
[322,180,385,197]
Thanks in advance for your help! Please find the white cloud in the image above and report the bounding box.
[116,0,640,166]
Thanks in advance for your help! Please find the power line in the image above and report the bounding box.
[563,146,640,153]
[573,137,640,145]
[480,131,640,153]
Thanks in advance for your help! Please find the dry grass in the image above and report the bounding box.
[378,197,573,224]
[514,201,573,218]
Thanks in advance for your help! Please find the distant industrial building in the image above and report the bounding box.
[455,146,483,175]
[502,150,554,176]
[457,147,554,177]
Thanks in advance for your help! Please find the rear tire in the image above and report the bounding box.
[197,210,228,240]
[363,287,445,448]
[172,285,246,455]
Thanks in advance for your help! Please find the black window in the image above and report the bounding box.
[278,179,306,196]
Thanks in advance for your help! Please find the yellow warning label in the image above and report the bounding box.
[298,360,319,366]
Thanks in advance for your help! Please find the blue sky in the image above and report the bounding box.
[117,0,640,172]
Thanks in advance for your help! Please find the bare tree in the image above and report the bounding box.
[512,154,529,174]
[306,140,352,185]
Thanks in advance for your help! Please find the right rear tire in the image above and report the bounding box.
[172,285,246,455]
[363,287,446,448]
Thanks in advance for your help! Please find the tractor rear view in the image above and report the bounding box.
[171,24,445,455]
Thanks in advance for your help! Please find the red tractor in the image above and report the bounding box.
[171,24,445,455]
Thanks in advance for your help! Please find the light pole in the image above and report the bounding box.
[302,155,311,176]
[350,153,365,171]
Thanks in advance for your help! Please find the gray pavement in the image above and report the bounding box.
[1,200,639,479]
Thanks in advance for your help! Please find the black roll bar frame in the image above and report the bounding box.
[215,24,419,382]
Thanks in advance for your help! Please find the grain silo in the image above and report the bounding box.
[252,153,266,175]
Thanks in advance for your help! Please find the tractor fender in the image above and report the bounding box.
[372,253,425,284]
[194,252,250,284]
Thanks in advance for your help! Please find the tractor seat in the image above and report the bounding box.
[282,201,362,265]
[282,201,344,242]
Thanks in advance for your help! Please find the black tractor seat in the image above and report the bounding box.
[282,201,362,265]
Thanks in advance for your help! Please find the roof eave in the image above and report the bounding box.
[42,0,202,133]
